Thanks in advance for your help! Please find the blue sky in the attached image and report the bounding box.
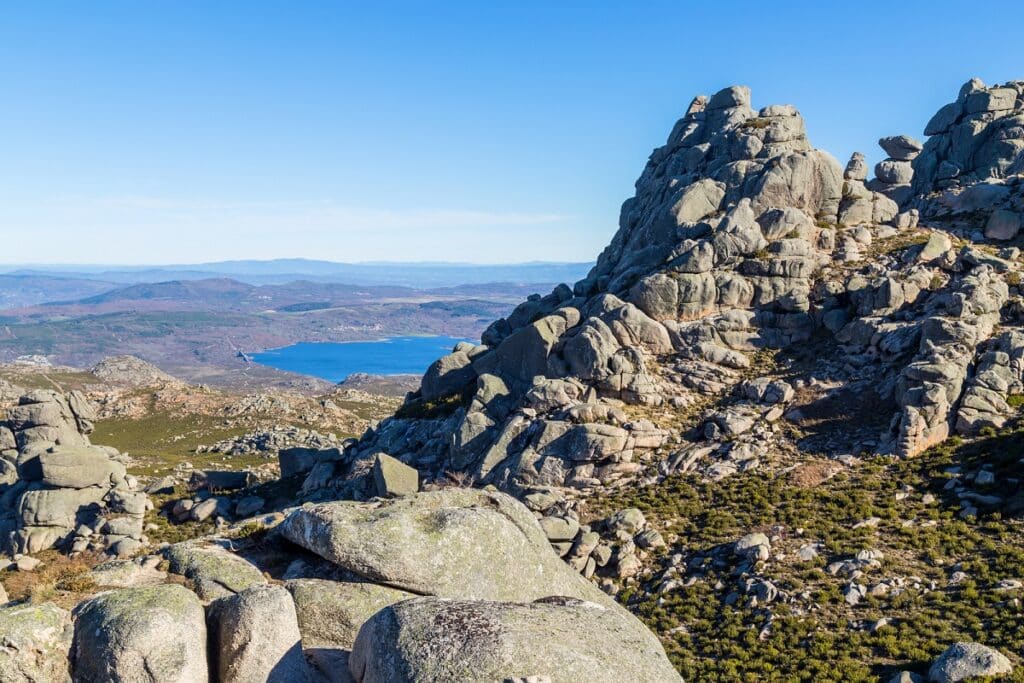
[0,1,1020,265]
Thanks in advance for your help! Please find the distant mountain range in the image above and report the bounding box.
[0,259,594,290]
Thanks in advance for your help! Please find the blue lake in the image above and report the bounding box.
[250,336,473,382]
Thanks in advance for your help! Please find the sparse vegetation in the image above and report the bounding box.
[586,426,1024,681]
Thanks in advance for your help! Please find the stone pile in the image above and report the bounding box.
[867,135,923,205]
[524,493,667,588]
[0,390,151,556]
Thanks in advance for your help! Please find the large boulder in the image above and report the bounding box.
[927,642,1012,682]
[420,350,476,401]
[71,584,208,683]
[279,489,613,605]
[208,584,312,683]
[0,602,72,683]
[348,596,682,683]
[879,135,923,161]
[17,486,107,527]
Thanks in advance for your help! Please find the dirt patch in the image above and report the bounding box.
[788,460,844,488]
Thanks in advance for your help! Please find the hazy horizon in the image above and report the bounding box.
[0,257,593,269]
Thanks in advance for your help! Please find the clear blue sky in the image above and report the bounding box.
[0,1,1020,265]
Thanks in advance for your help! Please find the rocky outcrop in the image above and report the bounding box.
[6,79,1024,683]
[91,355,183,387]
[285,77,1024,522]
[0,390,151,556]
[907,79,1024,240]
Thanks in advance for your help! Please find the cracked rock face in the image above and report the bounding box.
[296,79,1024,510]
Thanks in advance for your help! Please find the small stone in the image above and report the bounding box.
[735,533,771,561]
[606,508,646,535]
[538,516,580,543]
[592,544,613,567]
[974,470,995,486]
[615,553,643,579]
[15,556,41,572]
[635,529,666,549]
[798,544,819,562]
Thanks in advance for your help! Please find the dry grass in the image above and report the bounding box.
[0,550,106,609]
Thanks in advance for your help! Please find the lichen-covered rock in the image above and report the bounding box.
[349,597,682,683]
[208,584,311,683]
[163,542,266,600]
[71,584,208,683]
[89,559,168,588]
[0,602,72,683]
[287,577,413,649]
